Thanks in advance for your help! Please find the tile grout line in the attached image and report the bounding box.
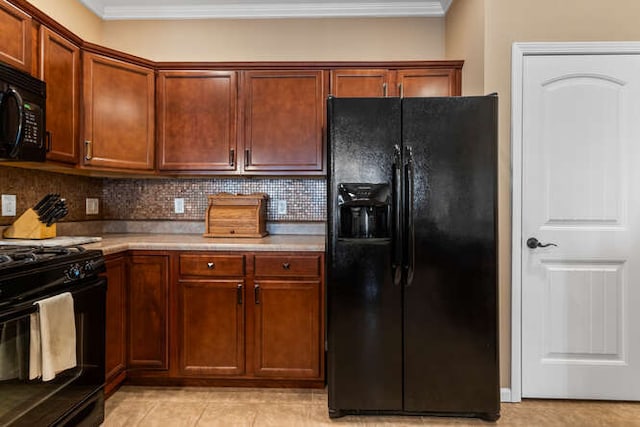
[133,400,160,427]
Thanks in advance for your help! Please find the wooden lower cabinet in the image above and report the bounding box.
[127,253,170,370]
[104,254,127,396]
[177,279,245,376]
[107,250,324,392]
[252,279,322,378]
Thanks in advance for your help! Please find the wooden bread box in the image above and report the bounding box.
[204,192,268,238]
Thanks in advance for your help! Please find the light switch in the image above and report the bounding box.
[86,198,99,215]
[276,200,287,215]
[174,198,185,214]
[1,194,16,216]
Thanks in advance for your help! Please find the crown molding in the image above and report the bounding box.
[78,1,452,20]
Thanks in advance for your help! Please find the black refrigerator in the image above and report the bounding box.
[326,96,499,421]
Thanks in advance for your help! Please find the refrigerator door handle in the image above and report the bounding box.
[392,144,403,286]
[405,145,415,286]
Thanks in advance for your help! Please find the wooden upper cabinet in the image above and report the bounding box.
[396,68,460,97]
[157,71,237,172]
[330,67,461,98]
[242,70,326,174]
[82,52,155,170]
[40,27,79,164]
[0,0,31,73]
[330,69,390,97]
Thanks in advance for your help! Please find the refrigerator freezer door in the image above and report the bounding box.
[327,97,403,414]
[401,96,499,418]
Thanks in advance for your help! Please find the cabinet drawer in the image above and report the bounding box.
[254,255,321,277]
[179,254,245,277]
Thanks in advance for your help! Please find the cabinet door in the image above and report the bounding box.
[40,27,79,164]
[128,254,169,369]
[330,69,390,97]
[252,280,321,378]
[157,71,237,171]
[177,280,245,376]
[104,255,127,394]
[242,70,325,173]
[396,68,461,97]
[0,0,31,73]
[82,53,155,170]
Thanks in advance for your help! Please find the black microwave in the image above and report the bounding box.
[0,62,46,161]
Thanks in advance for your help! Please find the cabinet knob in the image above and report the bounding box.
[282,262,290,270]
[229,230,235,234]
[207,262,215,269]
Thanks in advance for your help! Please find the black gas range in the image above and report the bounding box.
[0,245,105,305]
[0,244,107,426]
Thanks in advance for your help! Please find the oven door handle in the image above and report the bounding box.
[0,300,38,323]
[0,276,107,323]
[15,276,68,303]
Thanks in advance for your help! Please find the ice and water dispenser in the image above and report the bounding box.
[337,183,390,238]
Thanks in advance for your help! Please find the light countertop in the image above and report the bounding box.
[83,234,325,255]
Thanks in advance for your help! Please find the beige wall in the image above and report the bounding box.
[25,0,102,42]
[481,0,640,390]
[101,18,444,62]
[445,0,485,96]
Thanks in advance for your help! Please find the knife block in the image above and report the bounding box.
[2,208,56,239]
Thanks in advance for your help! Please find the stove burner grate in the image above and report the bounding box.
[0,245,86,269]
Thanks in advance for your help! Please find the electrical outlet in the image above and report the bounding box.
[174,198,185,214]
[1,194,16,216]
[276,199,287,215]
[86,198,99,215]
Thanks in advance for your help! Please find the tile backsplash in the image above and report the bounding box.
[101,177,326,221]
[0,166,103,225]
[0,166,327,226]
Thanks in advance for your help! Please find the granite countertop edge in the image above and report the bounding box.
[84,234,326,256]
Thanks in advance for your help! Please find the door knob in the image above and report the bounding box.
[526,237,558,249]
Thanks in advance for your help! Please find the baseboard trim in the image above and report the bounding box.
[501,387,513,402]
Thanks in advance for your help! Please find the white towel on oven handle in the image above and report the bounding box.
[29,292,77,381]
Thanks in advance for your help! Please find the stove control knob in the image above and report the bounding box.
[66,264,83,280]
[84,261,94,274]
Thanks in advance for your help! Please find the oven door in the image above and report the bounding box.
[0,277,106,426]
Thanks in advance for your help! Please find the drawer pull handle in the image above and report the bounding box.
[207,262,215,269]
[230,230,235,234]
[237,284,243,305]
[282,262,290,270]
[254,284,260,304]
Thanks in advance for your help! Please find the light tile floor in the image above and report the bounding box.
[104,386,640,426]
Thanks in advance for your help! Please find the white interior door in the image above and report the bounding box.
[521,54,640,399]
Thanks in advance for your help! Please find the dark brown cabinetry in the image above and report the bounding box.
[330,69,390,97]
[396,68,460,97]
[157,71,238,172]
[242,70,326,174]
[82,52,155,171]
[252,254,323,380]
[0,0,31,73]
[176,254,246,376]
[172,252,324,385]
[104,254,127,396]
[330,66,461,98]
[127,253,169,370]
[39,27,79,164]
[101,250,323,392]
